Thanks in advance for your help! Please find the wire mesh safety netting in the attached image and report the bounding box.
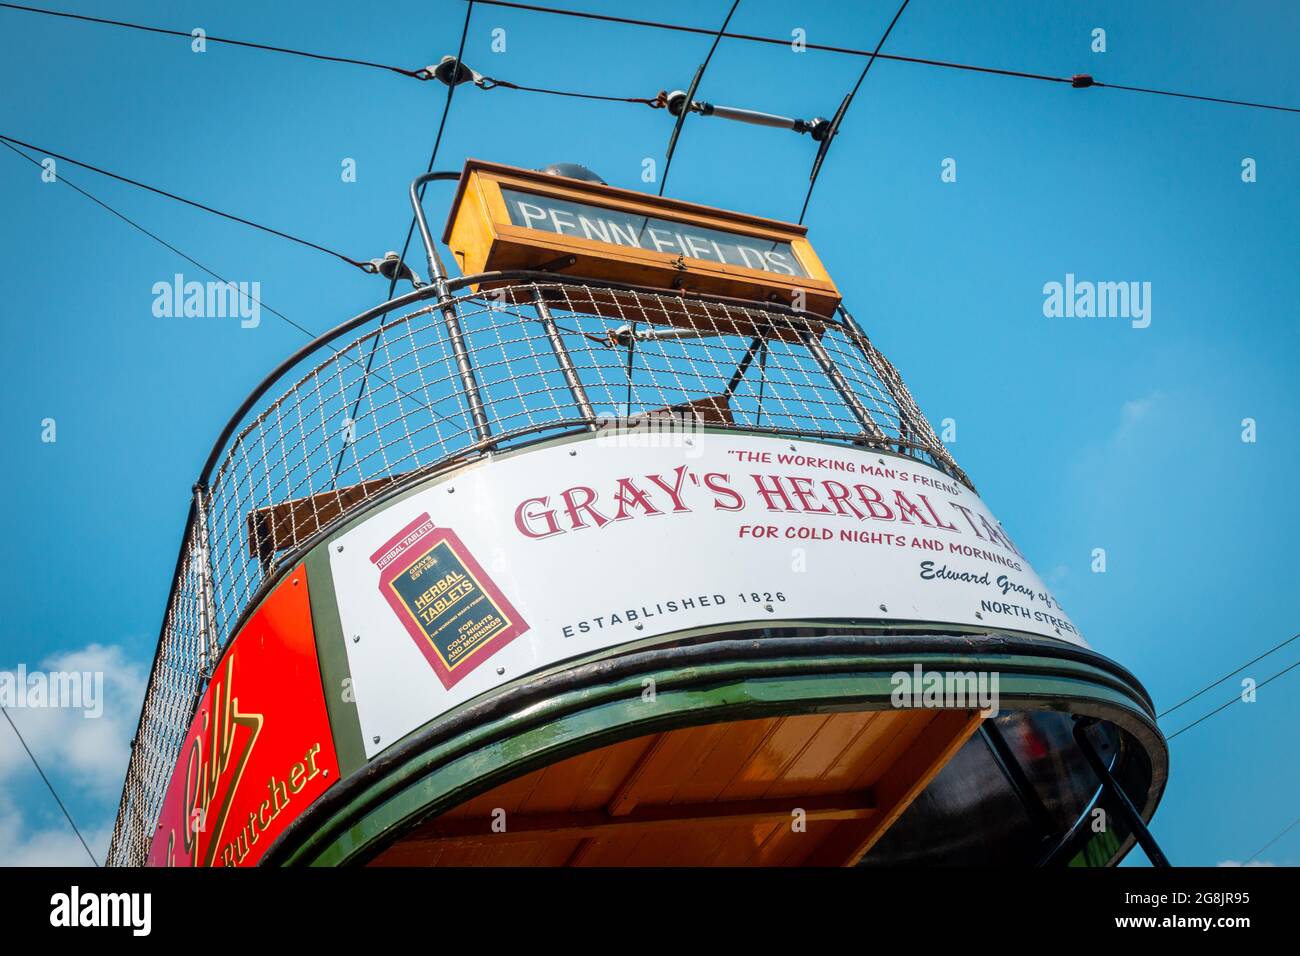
[106,281,966,865]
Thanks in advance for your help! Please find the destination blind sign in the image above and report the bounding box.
[500,187,809,278]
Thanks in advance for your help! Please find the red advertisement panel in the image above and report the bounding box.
[147,564,337,867]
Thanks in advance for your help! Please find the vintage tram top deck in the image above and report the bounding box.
[108,160,1167,869]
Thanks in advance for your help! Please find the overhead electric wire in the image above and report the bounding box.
[0,2,664,113]
[477,0,1078,79]
[9,0,1295,114]
[476,76,664,108]
[12,0,1293,121]
[799,0,909,224]
[0,134,376,272]
[0,2,431,79]
[0,139,300,326]
[1158,631,1300,719]
[473,0,1300,114]
[2,706,99,866]
[1090,79,1300,114]
[658,0,741,197]
[1245,813,1300,865]
[331,0,475,484]
[1165,655,1300,741]
[0,140,454,434]
[1,2,666,106]
[0,139,406,387]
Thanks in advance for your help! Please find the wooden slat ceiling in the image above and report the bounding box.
[369,707,981,867]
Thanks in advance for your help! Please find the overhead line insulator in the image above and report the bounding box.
[665,90,832,140]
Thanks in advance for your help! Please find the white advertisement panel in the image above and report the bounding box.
[330,432,1080,758]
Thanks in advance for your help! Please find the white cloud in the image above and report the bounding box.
[0,791,110,866]
[1216,859,1277,867]
[0,643,146,796]
[1,642,148,865]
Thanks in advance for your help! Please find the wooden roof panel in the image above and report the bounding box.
[367,707,983,867]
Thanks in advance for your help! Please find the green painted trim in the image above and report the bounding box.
[358,646,1155,767]
[277,651,1159,867]
[305,544,367,776]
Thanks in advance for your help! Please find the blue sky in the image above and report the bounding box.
[1,0,1296,866]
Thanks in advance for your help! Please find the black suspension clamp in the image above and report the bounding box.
[798,116,834,141]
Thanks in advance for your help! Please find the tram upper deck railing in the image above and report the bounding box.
[105,272,967,866]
